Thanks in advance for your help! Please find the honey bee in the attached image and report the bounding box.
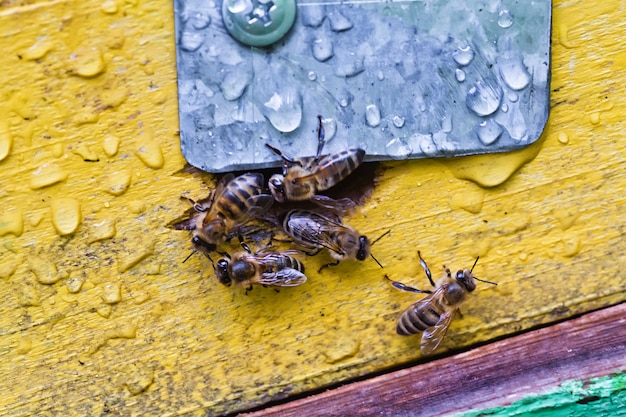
[386,251,497,355]
[211,243,307,290]
[282,209,385,271]
[265,115,365,208]
[171,173,274,252]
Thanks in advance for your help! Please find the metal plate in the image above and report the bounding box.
[174,0,552,173]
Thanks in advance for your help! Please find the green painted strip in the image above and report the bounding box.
[455,372,626,417]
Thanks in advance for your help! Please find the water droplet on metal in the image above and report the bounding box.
[333,53,364,77]
[263,88,302,133]
[312,33,334,62]
[441,114,452,133]
[508,92,519,102]
[221,65,253,101]
[455,68,466,82]
[392,116,405,128]
[329,11,353,32]
[466,81,502,117]
[501,103,509,113]
[476,119,503,145]
[180,31,205,52]
[190,11,212,29]
[385,137,411,159]
[453,45,474,66]
[365,104,381,127]
[307,71,317,81]
[499,56,532,90]
[498,9,514,28]
[377,71,385,81]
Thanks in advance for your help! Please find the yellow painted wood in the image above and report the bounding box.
[0,0,624,415]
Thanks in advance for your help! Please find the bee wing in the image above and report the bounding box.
[291,215,348,254]
[309,195,357,214]
[246,194,274,218]
[259,268,307,287]
[166,209,199,230]
[420,307,457,355]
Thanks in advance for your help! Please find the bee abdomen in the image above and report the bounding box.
[316,149,365,190]
[216,175,263,219]
[397,305,441,336]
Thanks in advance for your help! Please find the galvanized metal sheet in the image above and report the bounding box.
[174,0,552,172]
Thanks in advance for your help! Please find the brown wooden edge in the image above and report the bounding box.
[240,302,626,416]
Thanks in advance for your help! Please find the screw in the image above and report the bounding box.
[222,0,297,47]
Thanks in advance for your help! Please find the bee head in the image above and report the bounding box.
[455,269,476,292]
[356,235,371,261]
[268,174,287,202]
[203,219,226,243]
[215,258,232,286]
[191,235,216,254]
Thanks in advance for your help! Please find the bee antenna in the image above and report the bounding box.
[474,276,498,286]
[470,256,480,273]
[182,251,196,264]
[370,253,384,269]
[371,229,391,246]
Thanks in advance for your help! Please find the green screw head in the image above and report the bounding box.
[222,0,296,47]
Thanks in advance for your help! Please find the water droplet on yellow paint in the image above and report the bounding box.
[30,164,68,189]
[135,140,164,169]
[96,304,113,318]
[118,242,154,273]
[66,275,85,293]
[73,143,99,161]
[101,0,118,13]
[102,282,122,304]
[75,111,99,125]
[17,280,41,306]
[23,39,53,60]
[561,236,581,257]
[103,201,111,208]
[323,334,360,364]
[449,186,484,214]
[518,252,528,261]
[129,201,145,214]
[70,46,106,78]
[558,23,575,48]
[89,219,117,242]
[131,291,150,304]
[51,142,64,158]
[102,136,120,156]
[0,119,13,161]
[124,363,154,395]
[589,112,600,125]
[103,170,131,196]
[557,132,569,144]
[554,208,579,230]
[28,211,44,227]
[29,257,60,285]
[442,139,542,188]
[101,88,127,108]
[50,197,82,236]
[475,239,491,258]
[0,259,18,280]
[0,211,23,236]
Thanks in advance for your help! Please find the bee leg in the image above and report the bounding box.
[245,285,253,295]
[318,260,340,273]
[265,143,302,167]
[181,195,208,212]
[384,275,432,294]
[417,251,436,288]
[315,114,326,160]
[304,248,323,257]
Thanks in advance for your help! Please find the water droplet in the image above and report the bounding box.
[103,170,132,196]
[329,12,353,32]
[263,88,302,133]
[365,104,381,127]
[180,31,204,52]
[455,68,466,82]
[377,71,385,81]
[417,134,437,156]
[70,46,106,78]
[557,132,569,144]
[301,4,325,28]
[190,11,211,30]
[320,117,337,141]
[0,119,13,162]
[476,119,503,145]
[29,257,60,284]
[102,136,120,157]
[392,116,405,128]
[101,0,118,14]
[66,275,85,293]
[102,282,122,304]
[498,10,514,28]
[30,164,68,189]
[307,71,317,81]
[135,138,164,169]
[311,26,334,61]
[441,115,453,133]
[508,92,519,102]
[339,98,349,107]
[221,66,253,100]
[466,81,502,116]
[0,211,23,237]
[385,138,411,159]
[50,198,82,236]
[334,54,364,77]
[453,45,474,66]
[501,103,509,113]
[499,56,532,90]
[89,219,117,243]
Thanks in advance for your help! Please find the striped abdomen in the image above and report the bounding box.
[397,296,447,336]
[313,149,365,191]
[262,254,305,275]
[213,173,265,222]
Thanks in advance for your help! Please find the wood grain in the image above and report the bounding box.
[242,302,626,417]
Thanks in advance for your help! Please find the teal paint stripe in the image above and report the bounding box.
[455,372,626,417]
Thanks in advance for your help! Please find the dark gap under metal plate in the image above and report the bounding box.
[174,0,552,173]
